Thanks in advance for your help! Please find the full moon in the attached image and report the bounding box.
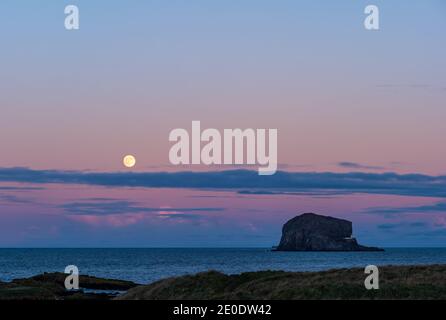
[123,155,136,168]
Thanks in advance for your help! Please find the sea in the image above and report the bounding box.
[1,248,446,284]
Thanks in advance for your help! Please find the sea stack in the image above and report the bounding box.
[275,213,383,251]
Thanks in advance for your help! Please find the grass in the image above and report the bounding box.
[117,264,446,300]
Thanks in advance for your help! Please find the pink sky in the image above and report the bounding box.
[0,1,445,247]
[0,1,445,175]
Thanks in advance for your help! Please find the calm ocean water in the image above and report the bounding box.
[1,248,446,284]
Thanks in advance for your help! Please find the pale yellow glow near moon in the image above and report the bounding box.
[123,155,136,168]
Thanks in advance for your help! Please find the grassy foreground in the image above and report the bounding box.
[118,265,446,300]
[1,265,446,300]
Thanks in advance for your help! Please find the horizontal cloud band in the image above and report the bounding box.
[0,168,446,197]
[1,167,446,198]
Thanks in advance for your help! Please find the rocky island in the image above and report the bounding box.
[275,213,383,251]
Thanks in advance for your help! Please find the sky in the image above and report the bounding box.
[0,0,445,247]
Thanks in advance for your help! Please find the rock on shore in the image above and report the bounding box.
[0,272,138,300]
[275,213,383,251]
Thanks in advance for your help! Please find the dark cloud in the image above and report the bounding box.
[0,186,44,191]
[409,222,427,228]
[376,84,446,91]
[377,84,432,89]
[377,221,427,230]
[365,202,446,215]
[0,194,34,204]
[405,229,446,238]
[237,190,352,197]
[238,190,288,195]
[337,162,384,170]
[377,223,400,230]
[0,185,44,205]
[59,200,224,216]
[2,167,446,198]
[376,83,446,94]
[277,163,314,170]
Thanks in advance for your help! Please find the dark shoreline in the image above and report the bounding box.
[2,264,446,300]
[0,273,139,300]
